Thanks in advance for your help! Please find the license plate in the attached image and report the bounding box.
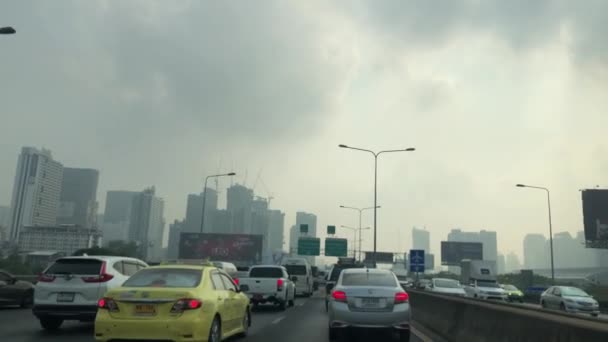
[57,292,75,303]
[134,304,156,315]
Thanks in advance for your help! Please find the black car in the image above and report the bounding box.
[0,270,35,307]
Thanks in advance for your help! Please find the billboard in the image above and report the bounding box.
[178,233,263,263]
[441,241,483,266]
[582,189,608,248]
[364,252,394,264]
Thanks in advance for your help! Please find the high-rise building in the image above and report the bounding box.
[167,219,185,260]
[129,187,165,262]
[0,206,10,241]
[227,184,253,234]
[505,252,522,273]
[8,147,63,241]
[412,227,430,252]
[497,253,506,274]
[290,211,317,253]
[103,191,138,223]
[523,234,548,269]
[57,168,99,228]
[184,188,218,233]
[18,225,101,255]
[267,210,285,253]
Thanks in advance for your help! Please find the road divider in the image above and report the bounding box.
[409,290,608,342]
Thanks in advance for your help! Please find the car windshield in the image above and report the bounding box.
[330,265,364,282]
[249,267,283,278]
[123,268,202,288]
[284,265,307,275]
[45,258,102,275]
[477,281,500,288]
[434,279,461,288]
[341,272,397,287]
[561,287,590,297]
[503,285,518,291]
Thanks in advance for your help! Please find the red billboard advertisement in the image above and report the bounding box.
[179,233,263,263]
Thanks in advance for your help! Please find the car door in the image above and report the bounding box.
[220,273,241,334]
[551,287,562,309]
[0,272,18,303]
[210,272,230,334]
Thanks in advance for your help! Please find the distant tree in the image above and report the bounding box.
[107,240,139,258]
[72,246,116,256]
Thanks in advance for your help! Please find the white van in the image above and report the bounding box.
[282,258,313,297]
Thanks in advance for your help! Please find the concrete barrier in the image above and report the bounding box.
[409,290,608,342]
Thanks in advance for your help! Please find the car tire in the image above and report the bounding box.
[237,310,249,338]
[289,297,295,307]
[20,291,34,308]
[208,317,221,342]
[325,300,329,313]
[278,300,287,311]
[399,330,411,342]
[40,318,63,331]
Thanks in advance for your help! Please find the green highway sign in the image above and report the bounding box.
[300,224,309,234]
[297,237,320,256]
[327,225,336,235]
[325,238,348,257]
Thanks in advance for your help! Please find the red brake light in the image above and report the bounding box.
[37,273,56,282]
[83,261,114,283]
[171,298,202,313]
[332,290,347,302]
[395,292,409,304]
[233,278,239,285]
[98,297,119,312]
[277,278,284,291]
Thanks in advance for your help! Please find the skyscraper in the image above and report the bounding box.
[267,210,285,252]
[0,206,10,241]
[505,252,522,273]
[129,187,165,262]
[101,191,138,243]
[523,233,548,269]
[57,168,99,228]
[497,253,506,274]
[184,188,218,233]
[227,184,253,234]
[8,147,63,241]
[412,227,430,252]
[167,219,185,260]
[290,211,317,253]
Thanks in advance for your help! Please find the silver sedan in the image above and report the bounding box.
[541,286,600,317]
[328,268,411,341]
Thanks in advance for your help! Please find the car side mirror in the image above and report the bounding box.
[291,276,298,282]
[239,284,249,292]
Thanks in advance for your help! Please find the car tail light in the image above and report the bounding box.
[83,261,114,283]
[171,298,202,313]
[98,297,119,312]
[332,290,347,302]
[233,278,239,285]
[37,273,56,282]
[395,292,409,304]
[277,278,284,291]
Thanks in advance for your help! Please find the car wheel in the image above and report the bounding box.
[208,317,221,342]
[278,300,287,311]
[237,310,249,338]
[289,297,295,307]
[325,300,329,313]
[40,318,63,331]
[20,291,34,308]
[398,330,411,342]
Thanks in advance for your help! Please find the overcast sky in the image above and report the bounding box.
[2,1,608,260]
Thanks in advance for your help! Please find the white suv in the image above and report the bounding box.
[33,255,148,330]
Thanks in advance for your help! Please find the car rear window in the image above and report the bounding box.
[330,265,364,281]
[122,268,202,288]
[284,265,307,275]
[46,258,102,275]
[341,272,397,287]
[249,267,283,278]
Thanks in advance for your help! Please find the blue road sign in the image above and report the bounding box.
[410,249,425,273]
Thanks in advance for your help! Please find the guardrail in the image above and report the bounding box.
[409,290,608,342]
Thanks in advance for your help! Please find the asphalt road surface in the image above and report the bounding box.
[0,293,428,342]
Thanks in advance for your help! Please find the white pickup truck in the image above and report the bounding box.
[239,265,296,310]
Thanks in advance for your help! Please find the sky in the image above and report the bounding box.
[2,0,608,261]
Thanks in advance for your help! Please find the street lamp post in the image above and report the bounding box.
[340,225,371,259]
[0,27,16,35]
[516,183,555,283]
[339,144,415,266]
[339,205,379,261]
[199,172,236,233]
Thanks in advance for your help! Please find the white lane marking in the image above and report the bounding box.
[271,316,286,324]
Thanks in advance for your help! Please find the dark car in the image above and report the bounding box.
[0,270,35,307]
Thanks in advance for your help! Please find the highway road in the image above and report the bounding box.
[0,293,429,342]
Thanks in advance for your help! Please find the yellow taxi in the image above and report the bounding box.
[94,263,251,342]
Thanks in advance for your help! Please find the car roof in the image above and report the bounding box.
[57,255,146,263]
[342,268,390,275]
[251,265,285,268]
[432,278,458,282]
[144,264,215,271]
